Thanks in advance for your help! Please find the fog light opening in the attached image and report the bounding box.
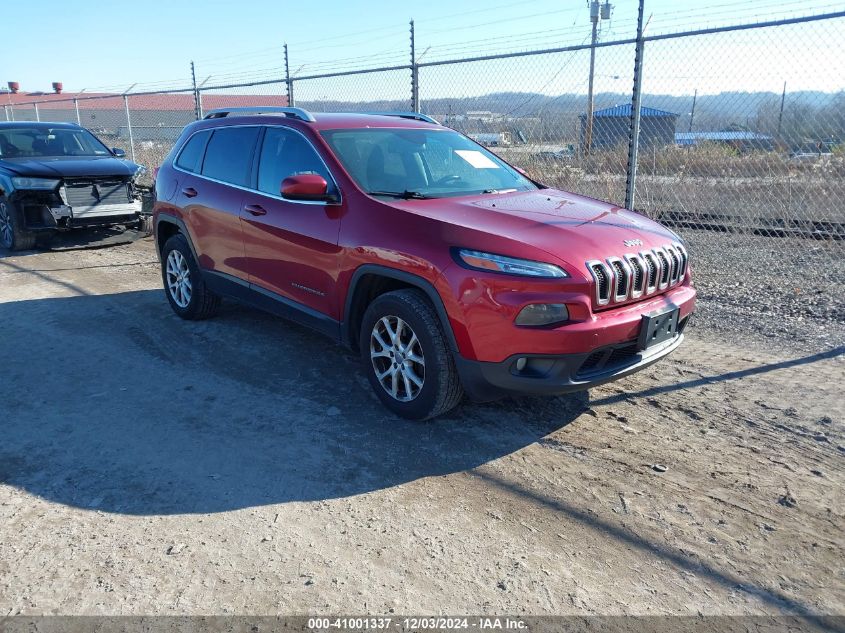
[511,356,557,378]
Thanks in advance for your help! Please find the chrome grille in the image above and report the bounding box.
[674,242,689,278]
[666,245,681,284]
[586,243,689,307]
[642,252,658,292]
[586,260,612,306]
[625,254,645,298]
[607,257,631,302]
[655,248,671,289]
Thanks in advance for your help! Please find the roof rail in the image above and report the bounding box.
[363,111,440,124]
[203,106,316,123]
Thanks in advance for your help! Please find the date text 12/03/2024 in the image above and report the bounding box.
[307,616,528,630]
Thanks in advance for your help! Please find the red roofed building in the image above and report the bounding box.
[1,89,289,141]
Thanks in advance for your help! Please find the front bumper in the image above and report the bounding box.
[455,316,688,402]
[16,198,142,231]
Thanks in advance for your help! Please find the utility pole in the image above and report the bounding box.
[584,0,612,154]
[623,0,645,211]
[777,81,786,138]
[688,88,697,132]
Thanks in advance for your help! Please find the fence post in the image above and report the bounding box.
[123,94,136,163]
[34,102,40,122]
[74,98,81,125]
[3,105,8,122]
[584,4,599,155]
[191,60,201,120]
[624,0,646,211]
[284,43,295,107]
[410,20,420,112]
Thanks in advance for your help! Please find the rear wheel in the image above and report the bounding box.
[0,198,36,251]
[360,289,463,420]
[161,233,221,320]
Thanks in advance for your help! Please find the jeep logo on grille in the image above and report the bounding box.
[623,238,643,247]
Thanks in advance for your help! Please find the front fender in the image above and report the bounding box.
[341,263,458,353]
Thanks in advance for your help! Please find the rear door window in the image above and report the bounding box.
[175,130,210,173]
[201,127,260,187]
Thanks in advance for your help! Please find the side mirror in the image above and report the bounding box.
[281,174,333,202]
[111,147,126,158]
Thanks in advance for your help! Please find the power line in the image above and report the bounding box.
[196,0,580,63]
[501,34,592,117]
[646,0,842,31]
[193,0,839,82]
[423,7,596,36]
[414,0,558,25]
[43,0,845,96]
[422,21,633,55]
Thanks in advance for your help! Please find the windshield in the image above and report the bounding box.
[321,127,539,199]
[0,126,113,158]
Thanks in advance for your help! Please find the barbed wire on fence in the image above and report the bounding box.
[3,7,844,295]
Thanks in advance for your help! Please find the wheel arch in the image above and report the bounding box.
[343,265,458,354]
[155,214,198,262]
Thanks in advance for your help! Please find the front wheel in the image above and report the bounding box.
[360,289,463,420]
[0,198,36,251]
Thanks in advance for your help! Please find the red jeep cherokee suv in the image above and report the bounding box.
[153,107,695,420]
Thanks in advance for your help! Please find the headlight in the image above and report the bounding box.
[457,249,568,278]
[515,303,569,326]
[11,177,60,190]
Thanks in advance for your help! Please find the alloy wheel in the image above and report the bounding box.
[165,249,192,308]
[0,203,12,248]
[370,315,425,402]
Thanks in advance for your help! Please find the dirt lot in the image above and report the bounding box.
[0,236,843,617]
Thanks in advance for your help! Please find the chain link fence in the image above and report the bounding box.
[637,21,843,247]
[418,42,637,211]
[3,8,843,347]
[294,67,413,113]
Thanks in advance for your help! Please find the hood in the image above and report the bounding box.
[389,188,681,273]
[1,156,140,179]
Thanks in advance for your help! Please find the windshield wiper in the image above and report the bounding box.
[366,190,434,200]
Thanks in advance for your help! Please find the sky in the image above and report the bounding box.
[4,0,844,99]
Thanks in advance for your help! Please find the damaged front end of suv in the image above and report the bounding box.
[0,121,149,251]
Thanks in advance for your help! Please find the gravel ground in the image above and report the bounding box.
[682,230,845,354]
[0,236,842,618]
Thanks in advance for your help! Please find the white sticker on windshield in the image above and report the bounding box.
[455,150,499,169]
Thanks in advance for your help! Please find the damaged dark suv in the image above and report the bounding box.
[0,121,148,250]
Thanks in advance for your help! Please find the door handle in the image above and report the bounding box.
[181,187,198,198]
[244,204,267,217]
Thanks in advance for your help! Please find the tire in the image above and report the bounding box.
[0,198,36,252]
[136,215,154,236]
[360,289,463,420]
[160,233,221,320]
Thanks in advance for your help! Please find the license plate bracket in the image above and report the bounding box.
[638,306,680,351]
